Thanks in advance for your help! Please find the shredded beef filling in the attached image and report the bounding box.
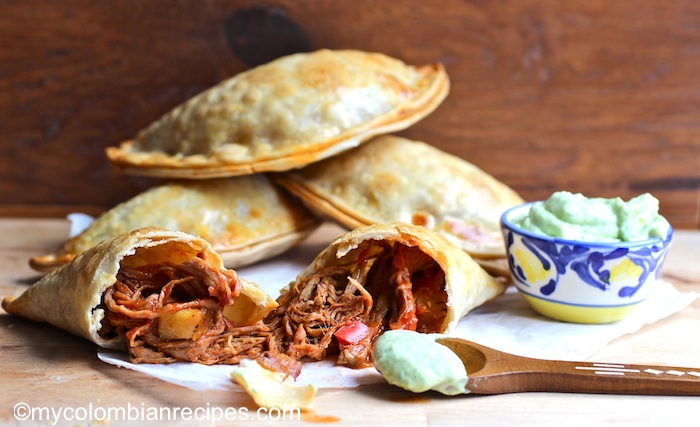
[99,256,271,365]
[265,242,447,369]
[99,243,447,370]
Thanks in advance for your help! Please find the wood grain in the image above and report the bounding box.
[1,0,699,227]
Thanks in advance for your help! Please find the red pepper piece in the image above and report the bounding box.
[334,320,371,345]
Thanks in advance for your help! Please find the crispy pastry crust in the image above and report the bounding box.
[29,176,320,273]
[4,228,277,350]
[275,135,524,260]
[105,49,449,178]
[290,223,506,333]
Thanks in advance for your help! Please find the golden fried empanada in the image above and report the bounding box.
[264,223,505,368]
[275,135,524,262]
[105,49,449,178]
[29,175,320,273]
[4,228,278,364]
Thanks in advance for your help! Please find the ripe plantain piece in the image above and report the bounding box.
[274,135,524,264]
[106,49,449,178]
[29,175,320,273]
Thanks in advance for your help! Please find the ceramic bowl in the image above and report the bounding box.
[500,203,673,324]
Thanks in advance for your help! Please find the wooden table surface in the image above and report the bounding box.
[1,218,699,426]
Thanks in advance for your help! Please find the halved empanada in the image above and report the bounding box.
[4,228,278,364]
[105,49,449,178]
[274,135,524,262]
[264,223,505,368]
[29,175,320,273]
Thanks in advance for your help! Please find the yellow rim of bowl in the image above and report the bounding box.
[520,294,641,324]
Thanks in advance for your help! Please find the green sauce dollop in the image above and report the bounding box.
[515,191,670,242]
[372,330,469,395]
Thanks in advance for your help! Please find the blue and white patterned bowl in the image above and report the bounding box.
[500,203,673,324]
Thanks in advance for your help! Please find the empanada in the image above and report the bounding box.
[275,135,524,262]
[105,49,449,178]
[264,223,505,368]
[29,175,320,273]
[4,228,278,364]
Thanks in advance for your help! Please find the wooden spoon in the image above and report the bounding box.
[436,337,700,395]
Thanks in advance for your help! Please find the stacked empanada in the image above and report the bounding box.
[29,176,320,272]
[106,49,449,178]
[275,135,524,275]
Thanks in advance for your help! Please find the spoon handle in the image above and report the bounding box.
[482,357,700,395]
[437,338,700,395]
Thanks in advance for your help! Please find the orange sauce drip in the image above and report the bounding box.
[390,395,430,404]
[301,412,341,423]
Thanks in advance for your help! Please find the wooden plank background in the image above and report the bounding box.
[1,0,699,228]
